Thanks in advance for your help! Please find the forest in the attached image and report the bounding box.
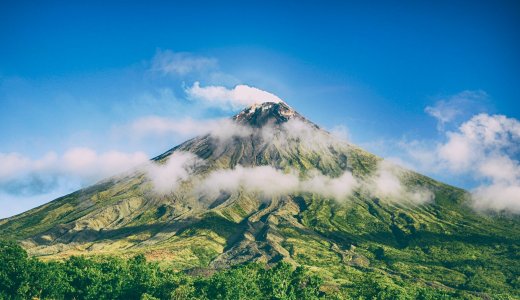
[0,240,485,300]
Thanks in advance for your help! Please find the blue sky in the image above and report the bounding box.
[1,0,520,217]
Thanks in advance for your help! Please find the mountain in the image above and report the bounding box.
[1,102,519,297]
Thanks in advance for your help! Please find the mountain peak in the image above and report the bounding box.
[232,101,302,127]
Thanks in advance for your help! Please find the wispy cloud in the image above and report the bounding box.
[150,50,218,76]
[124,116,253,142]
[367,160,433,204]
[329,125,349,141]
[186,82,283,110]
[425,90,489,130]
[0,148,148,195]
[148,156,430,206]
[195,165,359,201]
[0,148,149,218]
[145,152,203,194]
[143,119,432,207]
[141,120,358,201]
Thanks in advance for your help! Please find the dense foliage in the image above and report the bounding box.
[0,240,498,300]
[0,240,322,299]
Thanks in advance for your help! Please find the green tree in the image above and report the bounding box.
[0,240,31,299]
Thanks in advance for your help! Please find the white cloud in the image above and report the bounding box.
[302,170,359,199]
[150,50,217,76]
[437,132,475,172]
[329,125,349,141]
[193,161,432,205]
[398,112,520,213]
[61,148,149,181]
[186,82,283,110]
[0,152,57,182]
[368,161,433,204]
[195,165,359,201]
[472,183,520,214]
[0,148,149,196]
[478,155,520,183]
[137,115,363,201]
[126,116,253,142]
[267,118,341,153]
[459,113,520,147]
[425,90,488,130]
[197,165,300,199]
[145,152,203,194]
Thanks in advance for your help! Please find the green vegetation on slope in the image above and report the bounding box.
[0,240,482,299]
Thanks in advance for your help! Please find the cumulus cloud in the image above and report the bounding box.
[150,50,217,76]
[186,82,283,110]
[438,114,520,174]
[145,152,203,194]
[455,114,520,213]
[400,112,520,213]
[425,90,488,130]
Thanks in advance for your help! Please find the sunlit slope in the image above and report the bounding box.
[0,102,518,296]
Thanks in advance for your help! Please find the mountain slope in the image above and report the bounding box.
[1,102,519,296]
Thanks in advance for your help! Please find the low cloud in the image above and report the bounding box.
[145,152,203,194]
[196,165,359,201]
[186,82,283,110]
[132,115,439,207]
[472,183,520,213]
[141,118,364,202]
[263,118,342,153]
[368,161,433,204]
[156,159,430,206]
[197,166,299,199]
[302,170,359,199]
[0,152,57,183]
[0,148,149,197]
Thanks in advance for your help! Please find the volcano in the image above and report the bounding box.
[0,101,518,295]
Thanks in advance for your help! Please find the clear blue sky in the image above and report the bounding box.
[1,0,519,217]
